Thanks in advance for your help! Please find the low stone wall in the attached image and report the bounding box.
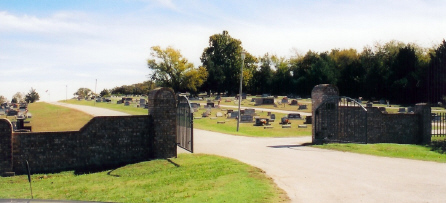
[366,108,420,143]
[7,116,151,174]
[0,87,178,175]
[312,84,431,144]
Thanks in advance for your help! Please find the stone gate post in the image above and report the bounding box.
[147,88,177,158]
[0,119,13,176]
[311,84,339,144]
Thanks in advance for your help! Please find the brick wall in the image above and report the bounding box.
[0,88,178,175]
[0,119,12,174]
[312,84,431,144]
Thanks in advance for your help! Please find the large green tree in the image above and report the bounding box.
[0,95,6,104]
[427,40,446,104]
[12,92,25,103]
[200,30,254,95]
[25,88,40,103]
[74,88,92,99]
[148,46,207,93]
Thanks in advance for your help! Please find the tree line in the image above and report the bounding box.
[148,31,446,105]
[0,88,40,104]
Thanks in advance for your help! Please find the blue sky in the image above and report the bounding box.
[1,0,445,101]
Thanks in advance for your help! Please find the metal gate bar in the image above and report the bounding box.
[432,113,446,137]
[177,95,193,153]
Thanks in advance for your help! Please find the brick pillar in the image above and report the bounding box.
[0,119,13,176]
[415,103,431,144]
[148,88,177,158]
[311,84,339,144]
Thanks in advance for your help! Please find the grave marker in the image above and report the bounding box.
[244,108,256,116]
[290,100,298,105]
[298,105,307,110]
[240,115,254,123]
[288,113,303,119]
[255,118,270,126]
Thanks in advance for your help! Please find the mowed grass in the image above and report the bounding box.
[26,102,93,132]
[314,139,446,163]
[197,97,312,113]
[62,99,148,115]
[193,108,311,137]
[0,154,289,203]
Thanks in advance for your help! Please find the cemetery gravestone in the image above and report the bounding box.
[398,108,406,113]
[255,118,270,126]
[229,111,239,119]
[202,109,211,117]
[280,117,290,124]
[288,113,302,119]
[298,105,307,110]
[281,97,288,104]
[124,101,130,106]
[263,98,274,104]
[207,102,215,108]
[216,112,223,117]
[244,109,256,116]
[7,110,18,116]
[304,116,312,124]
[290,100,298,105]
[190,103,200,110]
[270,114,276,122]
[240,115,254,123]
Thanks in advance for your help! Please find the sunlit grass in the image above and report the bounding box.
[26,102,93,132]
[314,142,446,163]
[62,99,148,115]
[0,154,289,203]
[193,107,311,137]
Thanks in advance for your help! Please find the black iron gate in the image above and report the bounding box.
[314,96,368,143]
[177,95,193,153]
[432,113,446,137]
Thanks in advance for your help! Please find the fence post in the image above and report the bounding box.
[415,103,431,144]
[0,119,13,176]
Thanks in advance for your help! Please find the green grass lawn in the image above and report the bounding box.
[196,97,313,113]
[25,102,93,132]
[63,99,148,115]
[314,139,446,163]
[0,154,289,203]
[193,108,311,137]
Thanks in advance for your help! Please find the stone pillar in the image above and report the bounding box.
[0,119,13,176]
[415,103,431,144]
[311,84,339,144]
[148,88,177,158]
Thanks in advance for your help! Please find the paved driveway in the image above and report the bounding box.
[192,129,446,203]
[54,102,446,203]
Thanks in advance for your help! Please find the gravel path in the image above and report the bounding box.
[55,102,446,202]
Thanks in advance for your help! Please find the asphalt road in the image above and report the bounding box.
[54,102,446,203]
[192,129,446,203]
